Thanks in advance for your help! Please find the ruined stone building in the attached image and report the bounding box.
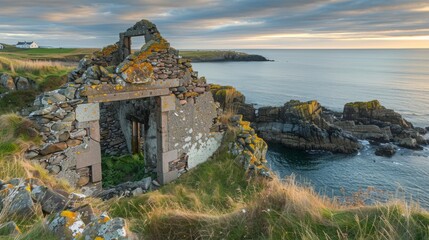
[26,20,224,192]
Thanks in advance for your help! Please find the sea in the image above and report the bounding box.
[192,49,429,209]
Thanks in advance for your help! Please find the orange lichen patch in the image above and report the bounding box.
[239,121,252,132]
[15,225,22,234]
[114,84,124,91]
[99,214,111,223]
[118,37,170,73]
[184,92,199,98]
[61,210,78,227]
[123,62,154,83]
[95,237,104,240]
[100,44,119,57]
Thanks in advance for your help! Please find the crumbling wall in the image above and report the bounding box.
[25,19,223,189]
[100,102,128,156]
[168,92,222,171]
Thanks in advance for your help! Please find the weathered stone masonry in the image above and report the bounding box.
[25,19,224,191]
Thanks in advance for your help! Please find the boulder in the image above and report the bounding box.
[48,210,86,239]
[71,204,94,225]
[375,144,397,157]
[31,185,68,214]
[2,187,35,216]
[81,213,130,240]
[14,76,30,90]
[0,73,16,91]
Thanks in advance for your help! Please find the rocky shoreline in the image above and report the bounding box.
[213,86,428,157]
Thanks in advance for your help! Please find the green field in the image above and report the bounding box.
[0,43,266,62]
[0,44,96,61]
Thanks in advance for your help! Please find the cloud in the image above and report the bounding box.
[0,0,428,48]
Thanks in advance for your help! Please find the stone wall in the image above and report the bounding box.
[99,102,128,156]
[167,92,223,171]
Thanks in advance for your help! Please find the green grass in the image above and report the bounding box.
[106,129,429,239]
[101,153,147,188]
[0,56,71,114]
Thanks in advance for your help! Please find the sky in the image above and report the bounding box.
[1,0,429,49]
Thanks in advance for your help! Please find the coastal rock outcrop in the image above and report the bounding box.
[337,100,426,150]
[210,84,256,121]
[254,100,361,153]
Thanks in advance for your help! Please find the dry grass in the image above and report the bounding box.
[0,56,70,73]
[107,128,429,239]
[0,114,72,191]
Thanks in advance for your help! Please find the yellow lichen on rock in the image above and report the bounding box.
[288,100,321,121]
[345,100,383,110]
[100,44,119,57]
[122,62,154,84]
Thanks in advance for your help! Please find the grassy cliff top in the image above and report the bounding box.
[0,45,269,63]
[0,44,96,61]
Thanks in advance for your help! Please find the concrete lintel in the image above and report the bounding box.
[83,79,180,98]
[123,29,146,37]
[76,140,101,169]
[87,88,170,103]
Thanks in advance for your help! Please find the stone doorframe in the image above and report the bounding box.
[76,80,181,187]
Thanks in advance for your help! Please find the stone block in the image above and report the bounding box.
[91,163,102,182]
[161,95,176,112]
[89,121,100,142]
[76,103,100,122]
[76,140,101,168]
[31,186,68,214]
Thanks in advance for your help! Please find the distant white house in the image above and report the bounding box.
[0,44,4,50]
[16,41,39,49]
